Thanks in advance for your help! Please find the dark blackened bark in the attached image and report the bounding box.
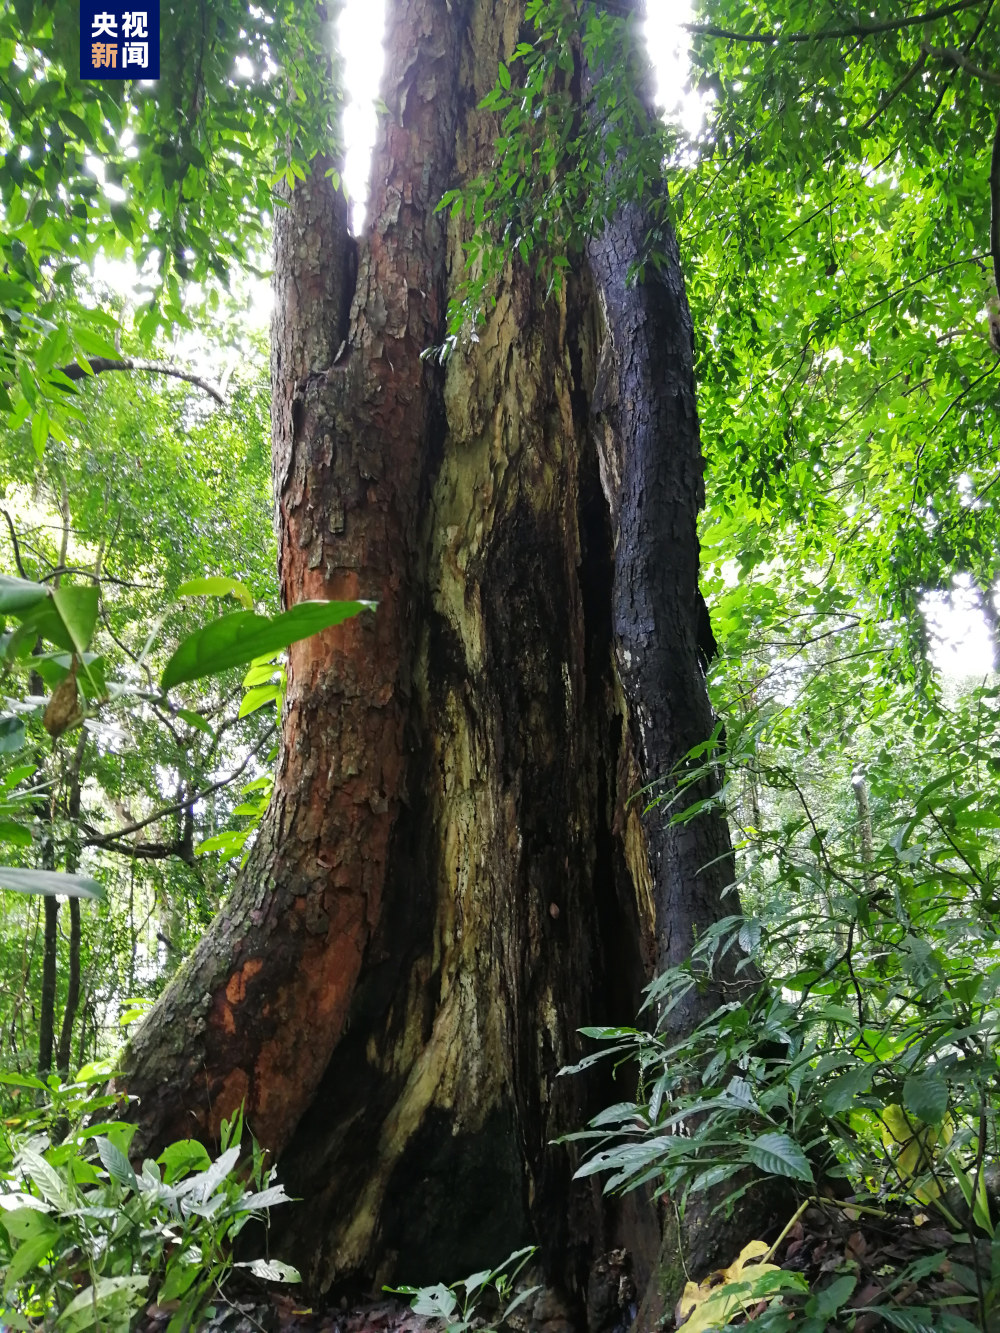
[37,892,58,1076]
[588,204,739,1022]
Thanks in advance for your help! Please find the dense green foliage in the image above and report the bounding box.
[0,1072,298,1330]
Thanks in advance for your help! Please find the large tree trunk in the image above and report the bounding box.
[121,0,741,1310]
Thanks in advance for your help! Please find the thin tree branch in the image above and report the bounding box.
[921,42,1000,81]
[686,0,982,44]
[1,509,27,578]
[54,358,225,405]
[858,50,927,133]
[80,730,274,849]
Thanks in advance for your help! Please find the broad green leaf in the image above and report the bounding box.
[51,585,100,655]
[239,683,279,717]
[161,600,374,690]
[903,1072,949,1125]
[4,1228,60,1291]
[232,1184,293,1211]
[177,576,254,610]
[0,1206,58,1241]
[57,1275,149,1331]
[820,1065,872,1115]
[0,820,32,847]
[0,716,26,754]
[0,867,104,900]
[745,1132,813,1183]
[16,1147,71,1209]
[409,1284,459,1319]
[872,1310,942,1333]
[0,575,48,615]
[195,829,251,861]
[0,1071,47,1090]
[806,1273,856,1320]
[190,1144,240,1201]
[158,1139,212,1184]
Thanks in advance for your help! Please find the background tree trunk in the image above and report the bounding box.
[121,0,741,1308]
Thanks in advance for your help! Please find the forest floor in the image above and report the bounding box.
[137,1201,987,1332]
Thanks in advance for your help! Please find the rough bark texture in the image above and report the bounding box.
[121,0,741,1315]
[588,199,740,1032]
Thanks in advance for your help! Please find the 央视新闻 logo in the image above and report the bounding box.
[80,4,160,80]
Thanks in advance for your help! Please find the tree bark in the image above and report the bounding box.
[37,891,58,1077]
[120,0,742,1308]
[56,733,87,1077]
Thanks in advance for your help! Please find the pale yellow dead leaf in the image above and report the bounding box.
[676,1240,780,1331]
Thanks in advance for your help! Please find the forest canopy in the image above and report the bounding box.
[1,0,1000,1331]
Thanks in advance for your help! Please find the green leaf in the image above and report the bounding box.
[745,1132,813,1183]
[233,1184,293,1211]
[51,585,99,655]
[239,684,279,717]
[820,1065,872,1114]
[30,407,49,458]
[0,715,27,754]
[57,1275,149,1331]
[903,1071,949,1125]
[806,1274,856,1320]
[0,820,32,847]
[161,600,374,691]
[872,1310,940,1333]
[0,1206,58,1242]
[17,1146,71,1209]
[96,1136,138,1191]
[0,1070,47,1090]
[177,576,254,610]
[175,707,215,737]
[0,867,104,900]
[4,1228,59,1292]
[0,575,49,615]
[158,1139,212,1184]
